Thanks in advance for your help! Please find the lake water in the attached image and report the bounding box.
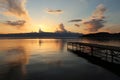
[0,38,120,80]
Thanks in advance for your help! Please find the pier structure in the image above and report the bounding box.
[67,42,120,64]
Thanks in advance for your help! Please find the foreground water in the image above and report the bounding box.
[0,38,120,80]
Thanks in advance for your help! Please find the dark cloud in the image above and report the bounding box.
[74,24,80,27]
[68,19,82,22]
[5,20,26,26]
[68,4,106,32]
[46,9,63,14]
[83,4,107,32]
[48,10,62,13]
[83,19,106,32]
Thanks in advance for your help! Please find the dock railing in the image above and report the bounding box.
[67,42,120,64]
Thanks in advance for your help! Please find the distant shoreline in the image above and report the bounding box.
[0,37,80,39]
[0,32,83,39]
[0,32,120,40]
[82,32,120,40]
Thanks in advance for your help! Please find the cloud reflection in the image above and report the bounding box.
[0,47,28,80]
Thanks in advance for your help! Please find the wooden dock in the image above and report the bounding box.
[67,42,120,64]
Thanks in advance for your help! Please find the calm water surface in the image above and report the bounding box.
[0,38,120,80]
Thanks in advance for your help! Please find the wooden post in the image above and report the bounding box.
[111,50,114,63]
[91,47,94,56]
[105,50,108,61]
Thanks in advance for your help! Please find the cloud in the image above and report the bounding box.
[56,23,67,33]
[82,4,107,32]
[74,24,80,27]
[92,4,106,19]
[103,24,120,33]
[5,20,26,27]
[0,0,30,20]
[83,19,105,32]
[68,19,82,23]
[0,19,27,30]
[68,19,82,27]
[1,20,27,29]
[45,8,63,14]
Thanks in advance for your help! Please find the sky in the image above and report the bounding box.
[0,0,120,34]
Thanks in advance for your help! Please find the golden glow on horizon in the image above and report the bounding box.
[31,24,57,33]
[32,18,59,32]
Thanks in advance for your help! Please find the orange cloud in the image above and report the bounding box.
[0,0,30,20]
[0,0,31,31]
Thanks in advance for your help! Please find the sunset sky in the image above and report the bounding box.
[0,0,120,34]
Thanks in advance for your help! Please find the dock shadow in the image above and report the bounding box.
[68,50,120,76]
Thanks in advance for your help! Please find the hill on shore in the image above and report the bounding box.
[82,32,120,39]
